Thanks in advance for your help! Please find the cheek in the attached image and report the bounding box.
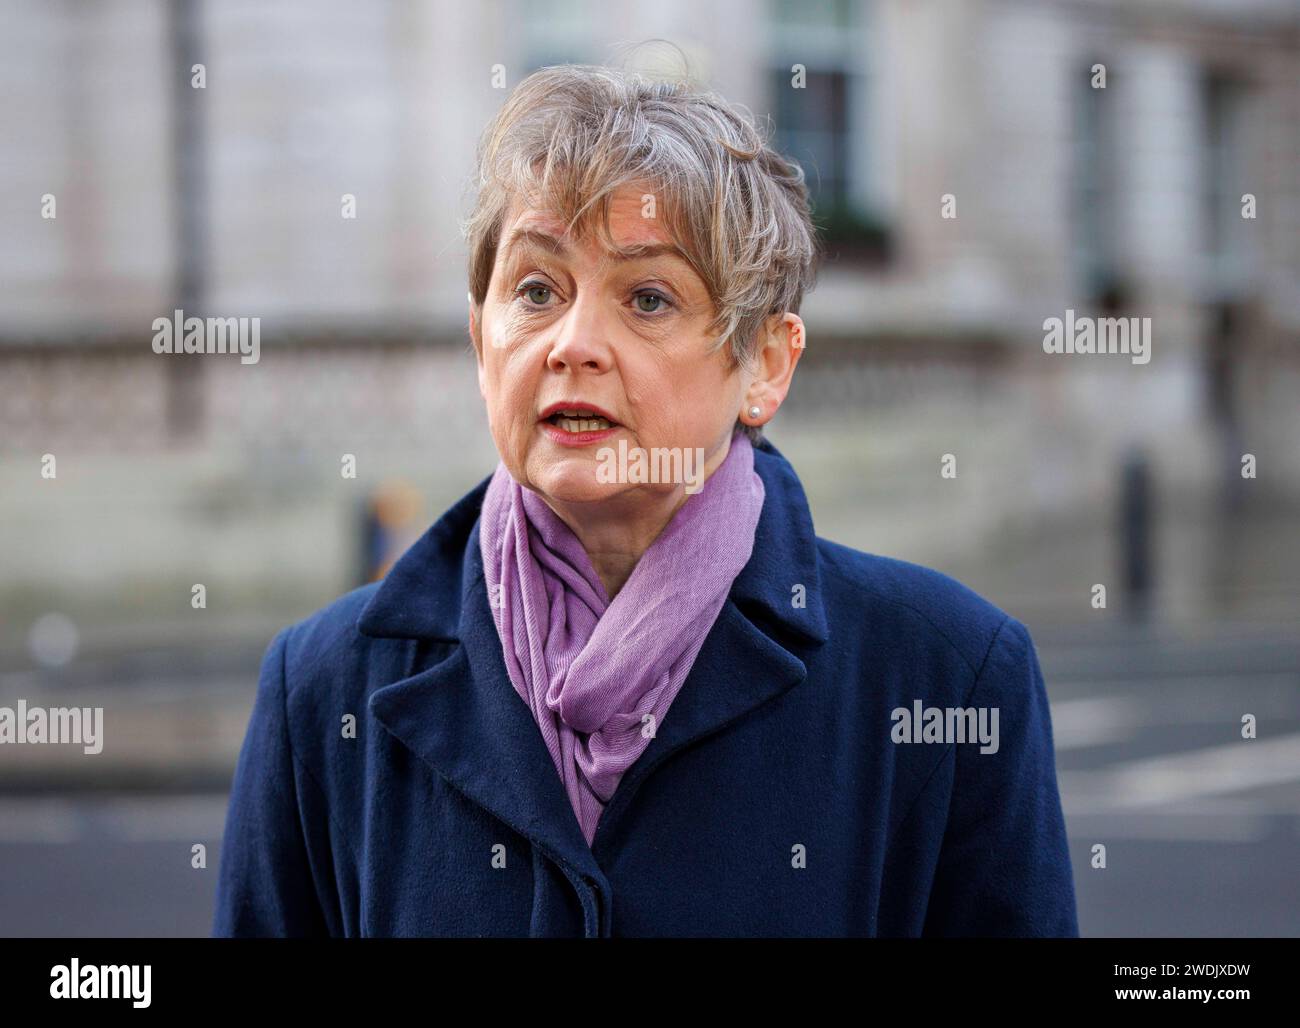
[671,356,735,421]
[481,314,536,404]
[484,294,543,355]
[625,360,732,440]
[478,356,519,438]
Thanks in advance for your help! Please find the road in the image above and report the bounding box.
[0,624,1296,936]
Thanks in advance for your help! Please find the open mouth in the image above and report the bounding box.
[543,408,618,433]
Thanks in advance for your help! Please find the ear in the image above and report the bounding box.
[742,313,805,425]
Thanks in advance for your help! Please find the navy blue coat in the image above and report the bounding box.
[212,437,1079,937]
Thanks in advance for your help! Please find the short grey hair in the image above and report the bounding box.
[462,63,820,446]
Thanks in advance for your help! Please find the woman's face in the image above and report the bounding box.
[472,182,749,506]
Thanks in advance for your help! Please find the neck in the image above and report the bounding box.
[540,431,736,600]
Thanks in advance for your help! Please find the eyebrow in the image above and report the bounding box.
[502,227,691,265]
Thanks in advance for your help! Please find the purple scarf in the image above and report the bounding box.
[478,431,765,847]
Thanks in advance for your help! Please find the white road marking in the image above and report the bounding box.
[1050,697,1143,750]
[1060,732,1300,808]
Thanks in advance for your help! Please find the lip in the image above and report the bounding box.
[538,421,620,447]
[537,401,621,424]
[536,401,623,447]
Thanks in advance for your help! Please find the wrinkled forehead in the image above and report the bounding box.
[496,179,703,269]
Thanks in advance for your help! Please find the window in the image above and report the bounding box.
[766,0,887,257]
[770,66,851,209]
[1202,72,1253,300]
[1070,60,1122,306]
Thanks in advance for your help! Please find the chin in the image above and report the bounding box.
[529,458,622,504]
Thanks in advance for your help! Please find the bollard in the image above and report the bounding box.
[1118,448,1154,621]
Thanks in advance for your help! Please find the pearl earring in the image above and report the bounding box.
[748,405,761,419]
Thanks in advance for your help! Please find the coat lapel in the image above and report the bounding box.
[361,476,605,883]
[587,600,812,858]
[358,439,831,889]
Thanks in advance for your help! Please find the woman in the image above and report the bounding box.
[213,64,1078,938]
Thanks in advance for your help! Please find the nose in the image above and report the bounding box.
[545,292,612,374]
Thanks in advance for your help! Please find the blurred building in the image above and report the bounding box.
[1,0,1298,643]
